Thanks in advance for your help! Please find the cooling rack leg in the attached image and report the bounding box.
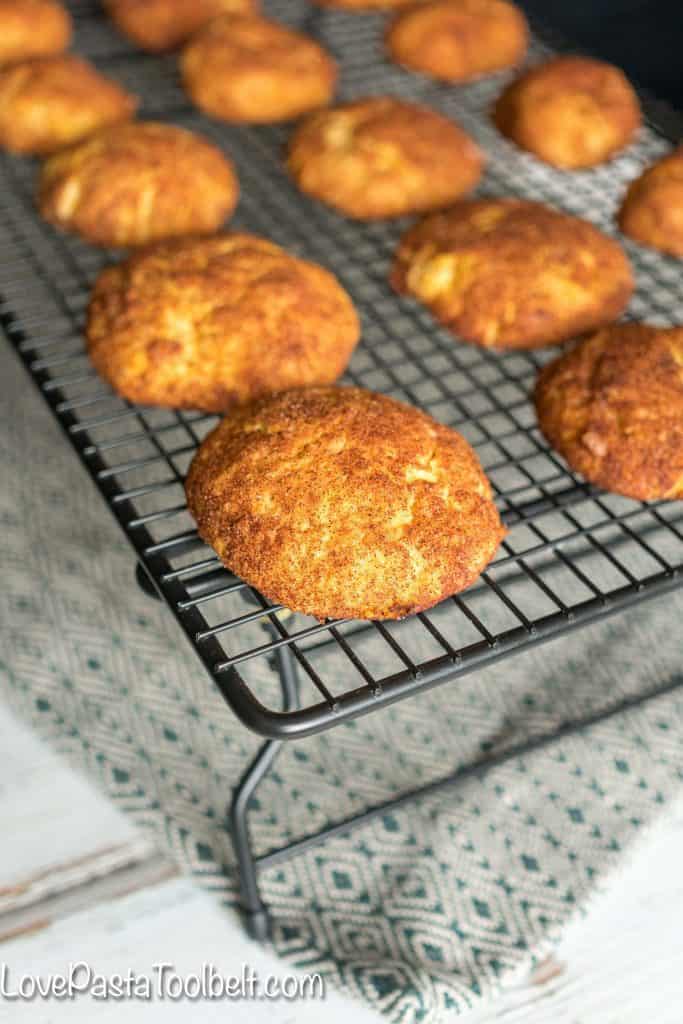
[229,739,282,941]
[228,643,300,941]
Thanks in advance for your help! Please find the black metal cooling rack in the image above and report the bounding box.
[3,0,683,940]
[2,0,683,747]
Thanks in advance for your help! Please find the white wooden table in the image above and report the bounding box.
[2,701,682,1022]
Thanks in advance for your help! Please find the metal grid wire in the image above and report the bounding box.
[2,0,682,738]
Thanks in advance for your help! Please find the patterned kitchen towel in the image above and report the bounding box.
[2,335,683,1022]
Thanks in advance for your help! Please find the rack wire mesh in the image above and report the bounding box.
[2,0,682,738]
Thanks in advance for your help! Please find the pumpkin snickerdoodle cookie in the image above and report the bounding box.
[0,56,137,156]
[182,14,336,124]
[391,198,633,349]
[87,233,360,412]
[38,121,239,248]
[386,0,528,83]
[104,0,259,52]
[0,0,71,67]
[535,323,683,501]
[287,96,483,220]
[494,56,641,169]
[186,386,505,620]
[618,147,683,258]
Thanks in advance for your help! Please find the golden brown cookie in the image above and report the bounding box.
[391,198,634,349]
[86,234,360,412]
[38,122,238,248]
[386,0,528,83]
[494,56,641,169]
[535,323,683,501]
[181,14,337,124]
[0,0,71,67]
[104,0,259,52]
[287,96,483,220]
[618,147,683,258]
[185,386,505,619]
[0,56,137,156]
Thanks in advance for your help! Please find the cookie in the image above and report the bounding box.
[0,56,137,155]
[494,56,641,169]
[87,233,360,411]
[287,96,483,219]
[0,0,70,67]
[387,0,528,83]
[38,121,238,247]
[535,323,683,500]
[391,198,633,348]
[186,386,505,619]
[104,0,259,52]
[182,14,336,123]
[618,147,683,258]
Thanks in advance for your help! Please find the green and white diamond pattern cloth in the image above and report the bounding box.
[1,335,682,1022]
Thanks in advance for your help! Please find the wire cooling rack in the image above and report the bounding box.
[2,0,682,739]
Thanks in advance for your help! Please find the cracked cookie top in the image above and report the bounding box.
[186,386,505,620]
[535,323,683,501]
